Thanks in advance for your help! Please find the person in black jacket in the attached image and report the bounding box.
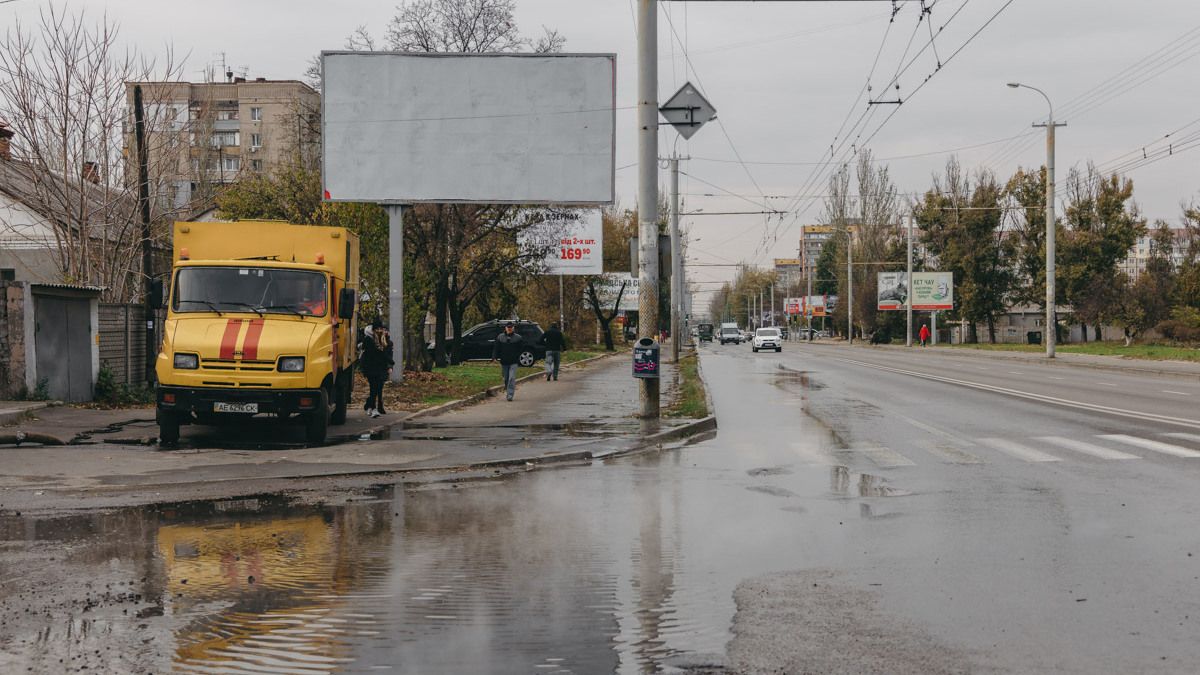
[360,320,394,418]
[538,323,567,381]
[490,322,524,401]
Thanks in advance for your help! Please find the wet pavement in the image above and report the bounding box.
[3,344,1200,673]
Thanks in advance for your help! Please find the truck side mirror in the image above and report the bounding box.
[149,278,165,308]
[338,288,356,320]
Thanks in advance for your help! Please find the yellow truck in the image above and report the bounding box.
[154,221,360,445]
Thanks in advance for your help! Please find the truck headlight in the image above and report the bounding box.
[173,353,199,370]
[278,357,305,372]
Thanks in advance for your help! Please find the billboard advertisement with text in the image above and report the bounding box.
[912,272,954,310]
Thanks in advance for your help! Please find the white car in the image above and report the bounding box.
[752,327,782,353]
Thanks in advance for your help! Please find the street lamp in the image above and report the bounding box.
[1008,81,1064,358]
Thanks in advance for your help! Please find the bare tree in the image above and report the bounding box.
[0,4,181,301]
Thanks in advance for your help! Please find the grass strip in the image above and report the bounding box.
[943,341,1200,362]
[667,352,709,419]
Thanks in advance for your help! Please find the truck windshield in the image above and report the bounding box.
[173,267,328,317]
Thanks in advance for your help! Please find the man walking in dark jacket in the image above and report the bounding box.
[491,322,525,401]
[538,323,567,381]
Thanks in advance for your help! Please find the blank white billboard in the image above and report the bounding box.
[322,52,616,205]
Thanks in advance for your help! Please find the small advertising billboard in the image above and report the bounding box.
[912,272,954,310]
[877,271,907,310]
[519,210,603,275]
[805,295,828,317]
[784,297,803,315]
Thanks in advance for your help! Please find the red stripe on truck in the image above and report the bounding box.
[242,319,265,360]
[219,319,242,360]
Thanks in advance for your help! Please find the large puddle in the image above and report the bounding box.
[0,365,912,673]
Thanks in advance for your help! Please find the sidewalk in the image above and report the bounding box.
[0,352,714,510]
[811,340,1200,380]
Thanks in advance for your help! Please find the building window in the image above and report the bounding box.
[223,157,240,172]
[251,159,263,171]
[210,131,239,147]
[250,107,262,121]
[216,110,239,121]
[0,269,15,281]
[250,133,262,148]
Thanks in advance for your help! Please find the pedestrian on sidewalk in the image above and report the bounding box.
[361,319,394,418]
[491,321,525,401]
[919,323,931,347]
[538,323,567,381]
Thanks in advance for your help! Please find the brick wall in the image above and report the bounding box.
[0,281,28,398]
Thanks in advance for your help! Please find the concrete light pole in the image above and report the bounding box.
[1008,82,1065,358]
[906,213,913,347]
[637,0,659,416]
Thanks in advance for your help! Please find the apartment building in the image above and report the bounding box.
[1119,229,1191,280]
[124,77,320,213]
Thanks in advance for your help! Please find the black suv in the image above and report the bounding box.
[431,319,545,366]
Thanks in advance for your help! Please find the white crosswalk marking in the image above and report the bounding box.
[1038,436,1140,460]
[918,441,985,464]
[1163,432,1200,444]
[1099,434,1200,459]
[978,438,1062,463]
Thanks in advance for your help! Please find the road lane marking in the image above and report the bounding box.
[1049,376,1066,380]
[1008,371,1024,375]
[1162,390,1193,396]
[820,355,1200,430]
[978,438,1062,463]
[1038,436,1140,460]
[1162,432,1200,444]
[1096,382,1117,387]
[1098,434,1200,459]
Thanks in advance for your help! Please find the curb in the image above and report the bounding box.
[0,402,50,427]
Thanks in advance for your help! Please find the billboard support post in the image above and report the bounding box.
[637,0,659,418]
[388,205,404,383]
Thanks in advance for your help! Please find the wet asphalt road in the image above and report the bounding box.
[3,342,1200,673]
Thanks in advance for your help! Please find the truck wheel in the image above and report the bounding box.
[305,390,330,445]
[331,373,349,426]
[157,410,180,445]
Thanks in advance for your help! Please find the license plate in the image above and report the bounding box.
[214,402,258,414]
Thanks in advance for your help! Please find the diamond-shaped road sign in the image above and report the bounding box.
[659,81,716,140]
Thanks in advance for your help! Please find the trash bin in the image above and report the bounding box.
[633,337,660,379]
[1027,331,1042,345]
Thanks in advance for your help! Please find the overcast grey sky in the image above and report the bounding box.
[9,0,1198,296]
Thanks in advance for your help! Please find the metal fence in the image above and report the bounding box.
[98,304,149,386]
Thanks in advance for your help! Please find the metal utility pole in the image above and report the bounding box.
[387,206,405,382]
[559,274,565,332]
[847,228,854,345]
[637,0,659,417]
[905,213,913,347]
[133,85,156,384]
[1009,82,1065,359]
[669,154,681,363]
[770,284,775,327]
[805,227,813,341]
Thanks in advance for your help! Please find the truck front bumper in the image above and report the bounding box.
[157,386,324,418]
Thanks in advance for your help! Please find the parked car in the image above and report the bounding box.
[429,319,545,366]
[752,327,783,353]
[697,323,715,342]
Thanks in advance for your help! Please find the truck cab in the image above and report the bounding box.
[155,221,360,445]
